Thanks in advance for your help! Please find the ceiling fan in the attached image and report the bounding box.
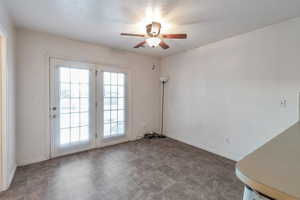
[120,21,187,49]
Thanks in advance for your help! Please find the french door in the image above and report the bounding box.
[50,58,128,157]
[100,71,127,139]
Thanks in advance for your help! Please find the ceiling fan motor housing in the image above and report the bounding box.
[146,22,161,37]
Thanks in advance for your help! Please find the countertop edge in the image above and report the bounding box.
[235,167,298,200]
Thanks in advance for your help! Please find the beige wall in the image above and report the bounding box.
[0,1,17,190]
[161,17,300,161]
[0,34,2,189]
[16,28,161,166]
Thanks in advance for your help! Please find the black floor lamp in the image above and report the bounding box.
[159,76,169,137]
[144,76,168,139]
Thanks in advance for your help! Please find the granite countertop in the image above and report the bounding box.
[236,122,300,200]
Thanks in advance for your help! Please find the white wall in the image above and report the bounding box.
[16,28,161,166]
[0,1,16,190]
[161,17,300,161]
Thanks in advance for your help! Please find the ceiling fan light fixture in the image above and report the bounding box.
[146,37,161,48]
[120,21,187,50]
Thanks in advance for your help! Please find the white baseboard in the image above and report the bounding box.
[7,164,16,186]
[166,134,240,162]
[17,157,46,167]
[17,136,138,166]
[1,164,16,191]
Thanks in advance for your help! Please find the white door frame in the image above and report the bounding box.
[95,65,133,147]
[48,58,134,158]
[0,29,9,191]
[49,58,96,157]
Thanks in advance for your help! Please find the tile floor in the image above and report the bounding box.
[0,138,244,200]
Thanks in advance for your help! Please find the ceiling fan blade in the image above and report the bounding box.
[159,41,170,49]
[121,33,145,37]
[162,34,187,39]
[134,41,146,48]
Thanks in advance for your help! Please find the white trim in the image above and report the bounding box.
[45,56,51,161]
[6,164,16,188]
[0,27,11,191]
[298,92,300,122]
[0,164,16,191]
[166,133,240,162]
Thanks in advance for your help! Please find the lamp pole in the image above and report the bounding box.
[160,77,168,137]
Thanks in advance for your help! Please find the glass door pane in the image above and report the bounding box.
[102,72,126,138]
[59,67,90,145]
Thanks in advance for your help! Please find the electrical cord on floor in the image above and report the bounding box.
[144,132,166,139]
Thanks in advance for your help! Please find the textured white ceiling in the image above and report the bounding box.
[3,0,300,57]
